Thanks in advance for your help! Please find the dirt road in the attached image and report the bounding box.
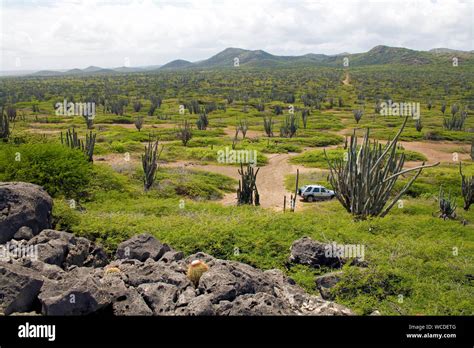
[164,153,319,210]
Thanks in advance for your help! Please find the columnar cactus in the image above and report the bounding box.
[280,114,298,138]
[325,117,439,219]
[239,119,248,138]
[263,116,274,137]
[438,186,457,219]
[177,120,193,146]
[196,113,209,130]
[134,116,144,131]
[460,163,474,211]
[0,106,10,140]
[237,163,260,206]
[353,109,363,124]
[301,109,310,129]
[61,128,96,162]
[142,137,163,191]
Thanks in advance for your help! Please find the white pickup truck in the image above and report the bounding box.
[298,185,335,202]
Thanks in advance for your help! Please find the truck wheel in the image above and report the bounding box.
[330,195,335,199]
[307,196,314,202]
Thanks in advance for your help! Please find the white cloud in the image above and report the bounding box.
[0,0,472,70]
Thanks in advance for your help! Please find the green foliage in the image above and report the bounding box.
[0,143,92,199]
[2,57,474,316]
[60,192,474,315]
[153,168,236,200]
[52,198,81,231]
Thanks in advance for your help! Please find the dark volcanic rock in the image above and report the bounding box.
[0,261,44,315]
[223,292,292,315]
[112,287,153,316]
[25,229,108,269]
[0,214,354,316]
[138,282,178,315]
[13,226,34,241]
[0,182,53,243]
[115,233,171,262]
[38,268,112,315]
[315,271,343,300]
[289,237,344,268]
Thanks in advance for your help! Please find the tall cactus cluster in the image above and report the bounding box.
[280,114,298,138]
[142,137,164,191]
[415,117,423,132]
[470,140,474,161]
[0,106,10,140]
[353,109,363,124]
[177,120,193,146]
[459,163,474,211]
[196,113,209,130]
[61,127,96,162]
[263,116,274,137]
[443,104,467,130]
[438,186,457,219]
[237,163,260,205]
[301,109,310,129]
[325,118,439,219]
[238,119,248,138]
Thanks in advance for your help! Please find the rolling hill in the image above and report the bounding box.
[160,45,472,70]
[24,45,474,76]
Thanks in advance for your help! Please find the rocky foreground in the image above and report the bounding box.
[0,182,353,316]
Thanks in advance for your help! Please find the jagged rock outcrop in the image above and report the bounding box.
[115,233,171,262]
[315,271,343,300]
[0,182,53,243]
[0,262,44,315]
[289,237,343,267]
[0,183,353,316]
[5,229,109,270]
[0,232,353,316]
[289,237,366,268]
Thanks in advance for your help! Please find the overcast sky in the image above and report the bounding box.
[0,0,472,71]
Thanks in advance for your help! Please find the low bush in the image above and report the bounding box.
[0,143,92,199]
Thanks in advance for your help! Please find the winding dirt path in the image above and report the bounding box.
[334,130,469,164]
[164,153,320,210]
[342,72,350,86]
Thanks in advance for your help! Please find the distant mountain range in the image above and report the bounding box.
[3,45,472,77]
[26,65,159,77]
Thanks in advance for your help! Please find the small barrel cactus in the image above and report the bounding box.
[104,266,121,275]
[187,260,209,286]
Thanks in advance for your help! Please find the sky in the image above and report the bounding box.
[0,0,472,71]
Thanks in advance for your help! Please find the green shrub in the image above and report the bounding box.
[52,198,81,231]
[110,141,126,153]
[0,143,92,199]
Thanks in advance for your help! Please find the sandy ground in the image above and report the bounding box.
[334,130,468,164]
[342,72,350,85]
